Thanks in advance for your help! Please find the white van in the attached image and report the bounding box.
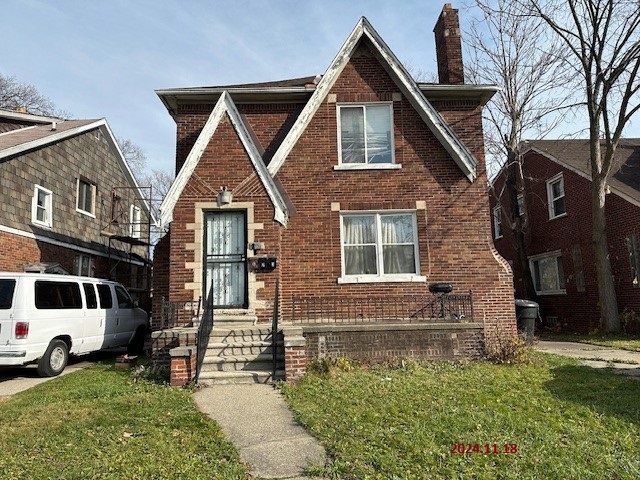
[0,273,149,377]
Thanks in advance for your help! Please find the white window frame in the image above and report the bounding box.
[75,253,93,277]
[493,205,503,239]
[129,204,142,238]
[31,184,53,228]
[335,102,400,170]
[76,178,97,218]
[529,250,566,295]
[517,194,525,217]
[546,173,566,220]
[338,210,425,284]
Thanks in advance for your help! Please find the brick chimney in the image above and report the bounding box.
[433,3,464,84]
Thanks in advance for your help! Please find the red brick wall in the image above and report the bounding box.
[162,37,517,349]
[491,150,640,332]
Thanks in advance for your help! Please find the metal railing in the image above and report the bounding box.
[271,280,280,379]
[155,297,202,330]
[195,297,214,382]
[290,292,473,325]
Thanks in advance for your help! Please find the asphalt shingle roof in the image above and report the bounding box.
[0,119,99,152]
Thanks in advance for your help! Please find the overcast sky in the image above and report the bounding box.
[3,0,639,176]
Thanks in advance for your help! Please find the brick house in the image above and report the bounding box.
[153,4,517,385]
[490,139,640,332]
[0,108,153,302]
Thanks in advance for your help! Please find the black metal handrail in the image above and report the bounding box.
[195,296,214,382]
[156,297,202,330]
[271,280,280,379]
[290,292,473,324]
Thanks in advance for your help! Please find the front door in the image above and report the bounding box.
[204,211,248,308]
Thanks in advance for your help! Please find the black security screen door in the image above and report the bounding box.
[204,211,248,308]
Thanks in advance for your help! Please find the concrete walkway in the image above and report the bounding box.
[193,384,326,479]
[536,341,640,379]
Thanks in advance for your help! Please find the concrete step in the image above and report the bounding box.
[206,341,283,357]
[201,353,284,372]
[198,369,284,385]
[210,327,280,343]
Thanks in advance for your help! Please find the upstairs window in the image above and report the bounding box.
[31,185,52,228]
[530,251,566,295]
[77,178,96,216]
[493,206,503,239]
[130,205,142,238]
[516,194,525,217]
[338,104,394,165]
[546,174,566,219]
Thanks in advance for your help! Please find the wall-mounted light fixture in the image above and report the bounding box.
[217,186,232,205]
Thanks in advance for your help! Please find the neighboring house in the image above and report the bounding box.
[490,139,640,332]
[0,108,153,302]
[154,4,516,385]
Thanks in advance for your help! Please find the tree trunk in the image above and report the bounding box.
[591,167,620,332]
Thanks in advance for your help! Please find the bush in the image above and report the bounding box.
[620,308,640,335]
[486,334,533,364]
[307,356,354,376]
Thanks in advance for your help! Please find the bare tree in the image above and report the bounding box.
[466,0,574,299]
[117,137,149,177]
[0,73,67,117]
[524,0,640,331]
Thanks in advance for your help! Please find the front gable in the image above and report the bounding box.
[266,17,478,182]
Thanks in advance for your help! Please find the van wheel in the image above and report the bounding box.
[127,327,146,356]
[37,339,69,377]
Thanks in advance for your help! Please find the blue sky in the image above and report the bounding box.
[2,0,449,173]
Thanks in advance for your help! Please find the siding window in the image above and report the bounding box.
[338,104,394,165]
[493,206,503,239]
[530,251,566,295]
[571,244,586,293]
[31,185,53,228]
[626,233,640,287]
[340,212,422,282]
[75,254,93,277]
[76,178,96,216]
[546,174,566,219]
[130,205,142,238]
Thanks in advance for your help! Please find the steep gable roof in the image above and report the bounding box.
[160,91,289,227]
[266,17,479,182]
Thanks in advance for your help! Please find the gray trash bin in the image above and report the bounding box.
[515,299,538,341]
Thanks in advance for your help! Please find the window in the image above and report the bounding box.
[35,281,82,309]
[529,251,566,295]
[517,194,525,217]
[493,206,503,239]
[83,283,98,309]
[340,212,421,281]
[75,254,93,277]
[76,178,96,216]
[31,185,52,227]
[0,280,16,310]
[338,104,394,165]
[571,244,585,293]
[130,205,142,238]
[546,174,566,219]
[626,233,640,287]
[97,284,113,309]
[115,285,134,309]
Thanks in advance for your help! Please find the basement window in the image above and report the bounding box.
[31,184,53,228]
[336,103,398,170]
[529,251,566,295]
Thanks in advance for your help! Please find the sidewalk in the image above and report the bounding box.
[535,341,640,379]
[193,384,326,479]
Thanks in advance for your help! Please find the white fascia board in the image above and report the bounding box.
[0,120,105,160]
[267,17,478,182]
[523,147,640,208]
[159,91,289,227]
[0,109,59,124]
[99,120,157,225]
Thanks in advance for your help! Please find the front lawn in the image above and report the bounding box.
[539,332,640,352]
[282,355,640,479]
[0,364,247,480]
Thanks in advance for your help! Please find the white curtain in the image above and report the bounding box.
[343,215,377,275]
[340,107,365,163]
[381,215,415,274]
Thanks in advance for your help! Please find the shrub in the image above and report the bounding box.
[307,356,354,376]
[486,333,533,364]
[620,309,640,335]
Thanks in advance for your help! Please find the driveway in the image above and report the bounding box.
[0,349,124,397]
[536,341,640,379]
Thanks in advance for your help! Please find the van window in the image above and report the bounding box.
[97,284,113,309]
[115,285,134,309]
[35,281,82,309]
[83,283,98,309]
[0,280,16,309]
